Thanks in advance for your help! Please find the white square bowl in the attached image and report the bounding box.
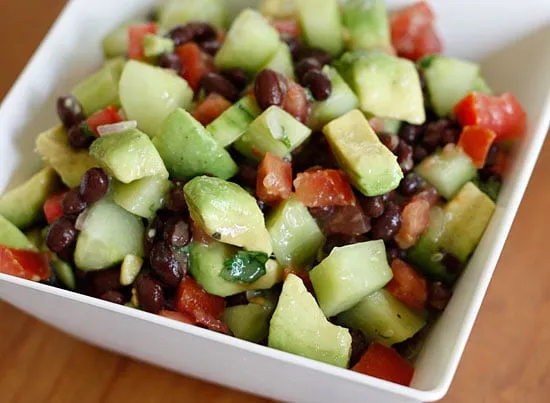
[1,1,550,402]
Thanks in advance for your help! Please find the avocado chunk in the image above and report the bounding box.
[223,303,274,343]
[337,289,426,346]
[158,0,227,30]
[119,60,194,136]
[342,0,391,52]
[310,240,393,317]
[207,95,262,148]
[0,167,59,229]
[74,199,144,271]
[0,214,37,251]
[154,108,238,180]
[189,241,283,297]
[335,51,425,124]
[268,274,352,368]
[266,198,325,269]
[35,125,99,188]
[72,58,125,116]
[112,176,170,219]
[323,109,403,196]
[90,128,168,184]
[215,9,281,75]
[234,106,312,161]
[295,0,343,56]
[184,176,272,254]
[120,254,143,286]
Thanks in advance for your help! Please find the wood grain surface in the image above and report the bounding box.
[1,1,549,402]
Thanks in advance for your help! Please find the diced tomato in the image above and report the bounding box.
[0,246,50,282]
[191,93,232,126]
[256,153,293,204]
[86,105,122,136]
[390,2,441,61]
[352,342,415,386]
[271,19,301,37]
[457,126,497,168]
[453,92,527,142]
[294,169,356,208]
[489,150,511,176]
[191,220,215,245]
[386,258,427,311]
[394,199,431,249]
[323,205,371,236]
[159,310,195,325]
[283,267,313,293]
[43,191,67,224]
[282,81,309,123]
[128,23,157,60]
[176,276,228,333]
[175,42,215,91]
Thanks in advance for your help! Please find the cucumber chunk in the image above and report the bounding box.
[415,144,477,200]
[120,255,143,286]
[310,240,393,317]
[74,200,145,271]
[262,42,295,79]
[143,34,175,58]
[112,176,170,219]
[51,256,76,290]
[309,65,359,130]
[119,60,194,136]
[472,75,493,95]
[207,95,261,147]
[158,0,227,30]
[90,128,169,184]
[72,58,125,116]
[0,167,59,230]
[342,0,391,52]
[102,20,142,59]
[266,198,325,269]
[234,106,312,161]
[153,109,238,180]
[419,55,480,117]
[223,303,273,342]
[337,289,426,346]
[0,214,37,251]
[215,9,280,75]
[295,0,343,56]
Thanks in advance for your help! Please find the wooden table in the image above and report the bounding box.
[1,1,549,402]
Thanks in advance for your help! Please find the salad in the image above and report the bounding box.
[0,0,526,387]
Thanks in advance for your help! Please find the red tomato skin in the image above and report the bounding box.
[390,2,435,58]
[293,170,356,208]
[256,153,293,204]
[282,81,309,123]
[128,23,157,60]
[386,258,428,311]
[159,310,195,325]
[43,191,67,224]
[352,342,415,386]
[191,93,232,126]
[175,43,215,91]
[399,24,442,61]
[271,19,301,37]
[283,267,314,293]
[0,246,51,281]
[457,126,497,168]
[86,106,122,135]
[394,199,431,250]
[453,93,527,142]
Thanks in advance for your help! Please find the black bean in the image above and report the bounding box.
[441,126,460,146]
[399,124,423,144]
[485,143,499,167]
[478,168,501,183]
[442,252,461,274]
[422,122,444,150]
[386,242,405,263]
[136,275,165,313]
[323,234,369,255]
[88,267,121,297]
[301,70,332,101]
[413,145,429,162]
[349,329,367,367]
[371,204,402,241]
[62,188,88,217]
[382,191,397,204]
[299,48,332,65]
[309,206,335,220]
[397,140,414,174]
[360,196,385,218]
[200,72,239,102]
[225,292,249,308]
[295,57,322,82]
[56,247,75,264]
[157,53,182,74]
[165,183,188,213]
[46,218,77,254]
[144,216,164,256]
[149,242,185,288]
[100,290,125,305]
[254,69,286,110]
[80,168,109,204]
[57,96,85,129]
[399,173,424,197]
[199,40,222,56]
[67,124,93,150]
[163,217,190,248]
[428,281,453,311]
[237,164,258,189]
[167,22,217,47]
[378,133,400,153]
[284,36,302,60]
[291,134,335,172]
[256,199,270,214]
[221,68,249,90]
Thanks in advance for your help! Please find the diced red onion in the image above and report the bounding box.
[97,120,137,136]
[74,209,89,231]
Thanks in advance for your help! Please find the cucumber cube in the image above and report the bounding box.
[337,289,426,346]
[158,0,227,30]
[90,128,168,184]
[119,60,193,136]
[223,303,273,343]
[0,214,37,251]
[112,176,170,219]
[267,198,325,269]
[234,106,312,161]
[262,42,295,79]
[342,0,391,52]
[51,256,76,290]
[143,34,175,58]
[295,0,343,56]
[310,240,393,317]
[215,9,280,74]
